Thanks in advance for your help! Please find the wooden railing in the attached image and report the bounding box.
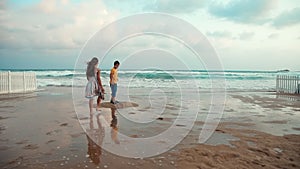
[276,75,300,94]
[0,71,37,94]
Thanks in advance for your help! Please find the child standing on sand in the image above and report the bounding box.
[85,57,104,114]
[110,61,120,104]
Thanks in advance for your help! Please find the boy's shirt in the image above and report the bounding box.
[110,67,118,84]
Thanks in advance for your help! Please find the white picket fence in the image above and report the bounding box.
[0,71,37,94]
[276,75,300,94]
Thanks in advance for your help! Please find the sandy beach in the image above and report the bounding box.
[0,86,299,169]
[1,0,300,168]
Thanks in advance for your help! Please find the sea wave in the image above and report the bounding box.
[5,69,298,90]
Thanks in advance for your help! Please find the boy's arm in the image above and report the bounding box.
[110,69,114,84]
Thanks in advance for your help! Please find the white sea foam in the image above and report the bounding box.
[21,69,299,91]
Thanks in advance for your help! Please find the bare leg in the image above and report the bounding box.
[96,96,101,111]
[111,96,115,102]
[89,98,93,115]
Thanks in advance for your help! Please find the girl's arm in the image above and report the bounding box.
[97,69,104,91]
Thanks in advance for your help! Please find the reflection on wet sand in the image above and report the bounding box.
[276,93,300,101]
[86,114,104,165]
[110,108,120,144]
[86,108,119,165]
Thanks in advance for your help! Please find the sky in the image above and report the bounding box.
[0,0,299,71]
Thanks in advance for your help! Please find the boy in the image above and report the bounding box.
[110,60,120,104]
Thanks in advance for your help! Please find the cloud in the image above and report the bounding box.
[238,32,254,40]
[0,0,5,10]
[0,0,118,50]
[144,0,206,13]
[103,0,146,12]
[206,31,232,38]
[203,30,255,41]
[104,0,207,13]
[205,31,234,49]
[272,7,300,28]
[38,0,57,13]
[268,33,279,39]
[208,0,276,24]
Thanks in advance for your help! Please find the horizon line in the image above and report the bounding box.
[0,68,298,72]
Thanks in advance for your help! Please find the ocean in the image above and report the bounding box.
[2,69,300,91]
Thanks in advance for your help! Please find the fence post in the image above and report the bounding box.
[23,72,26,92]
[280,75,282,93]
[276,75,278,93]
[288,75,290,93]
[283,75,285,93]
[282,75,284,93]
[297,76,300,94]
[8,71,11,93]
[34,73,37,90]
[294,76,296,93]
[278,75,280,93]
[286,75,288,93]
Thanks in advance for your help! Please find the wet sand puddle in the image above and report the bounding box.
[0,87,300,168]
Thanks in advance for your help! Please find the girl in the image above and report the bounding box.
[85,57,104,114]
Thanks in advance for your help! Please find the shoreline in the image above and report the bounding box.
[0,86,299,168]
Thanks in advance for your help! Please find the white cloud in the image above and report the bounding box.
[268,33,279,39]
[208,0,277,24]
[238,32,254,40]
[272,7,300,28]
[61,0,69,6]
[206,31,232,38]
[0,0,300,70]
[0,0,119,50]
[144,0,207,13]
[38,0,57,13]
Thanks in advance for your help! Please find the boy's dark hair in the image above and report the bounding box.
[114,60,120,65]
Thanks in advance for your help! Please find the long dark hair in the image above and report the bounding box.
[86,57,98,79]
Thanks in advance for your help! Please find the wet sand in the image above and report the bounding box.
[0,87,299,169]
